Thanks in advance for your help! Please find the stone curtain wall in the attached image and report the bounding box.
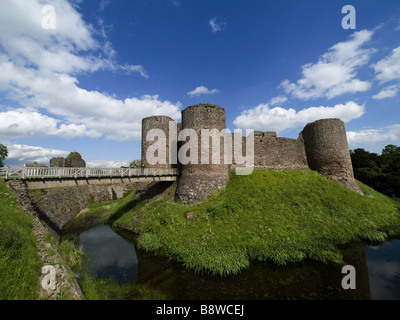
[231,131,309,171]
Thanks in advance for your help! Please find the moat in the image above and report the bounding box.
[72,223,400,300]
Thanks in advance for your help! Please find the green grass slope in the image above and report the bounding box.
[114,170,400,276]
[0,179,41,299]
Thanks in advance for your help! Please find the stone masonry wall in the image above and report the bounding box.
[143,107,363,200]
[141,116,177,169]
[231,131,309,171]
[50,157,65,167]
[254,132,308,170]
[29,183,136,232]
[175,104,229,204]
[50,152,86,168]
[301,118,363,195]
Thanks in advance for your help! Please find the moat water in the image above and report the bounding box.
[79,224,138,284]
[77,224,400,300]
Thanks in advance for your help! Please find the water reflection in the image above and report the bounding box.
[78,225,400,300]
[133,242,371,300]
[79,224,138,284]
[365,240,400,300]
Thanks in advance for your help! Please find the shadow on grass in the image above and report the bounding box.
[108,181,175,224]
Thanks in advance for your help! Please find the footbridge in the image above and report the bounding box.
[4,167,179,190]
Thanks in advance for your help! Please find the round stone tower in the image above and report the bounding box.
[301,118,363,195]
[175,104,229,204]
[141,116,177,169]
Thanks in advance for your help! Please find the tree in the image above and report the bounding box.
[0,144,8,168]
[129,160,141,168]
[351,148,382,194]
[381,144,400,156]
[350,148,380,170]
[380,145,400,199]
[351,144,400,199]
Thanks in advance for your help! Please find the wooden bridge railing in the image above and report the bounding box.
[4,167,179,180]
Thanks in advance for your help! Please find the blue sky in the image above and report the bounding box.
[1,0,400,167]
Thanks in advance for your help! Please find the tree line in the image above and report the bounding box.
[350,144,400,200]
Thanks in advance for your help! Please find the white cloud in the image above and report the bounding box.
[0,0,148,76]
[0,109,100,139]
[0,72,181,140]
[0,0,95,53]
[395,19,400,31]
[97,19,114,40]
[86,160,130,168]
[209,17,226,33]
[7,144,69,164]
[372,85,400,100]
[280,30,375,100]
[99,0,112,12]
[367,259,400,300]
[269,96,287,106]
[187,86,220,97]
[0,0,181,142]
[120,64,149,79]
[374,46,400,83]
[168,0,181,7]
[347,124,400,147]
[233,101,365,132]
[5,143,130,168]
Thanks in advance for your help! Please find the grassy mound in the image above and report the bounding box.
[114,170,400,276]
[0,179,41,299]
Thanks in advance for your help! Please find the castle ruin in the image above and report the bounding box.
[175,104,229,204]
[142,103,363,204]
[50,152,86,168]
